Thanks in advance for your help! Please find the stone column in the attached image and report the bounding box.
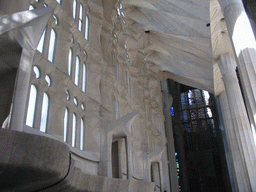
[218,91,247,192]
[161,79,179,192]
[217,53,256,191]
[173,121,189,192]
[218,0,256,142]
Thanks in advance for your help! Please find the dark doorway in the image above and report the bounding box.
[112,141,119,178]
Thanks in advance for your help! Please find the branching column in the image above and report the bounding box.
[218,0,256,140]
[217,53,256,191]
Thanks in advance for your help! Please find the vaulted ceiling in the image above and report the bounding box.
[119,0,232,94]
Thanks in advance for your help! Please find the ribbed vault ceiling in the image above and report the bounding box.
[121,0,225,93]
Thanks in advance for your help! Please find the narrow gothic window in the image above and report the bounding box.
[85,15,89,40]
[75,56,80,86]
[72,113,77,147]
[45,75,51,86]
[40,92,49,132]
[64,108,68,142]
[73,0,77,19]
[53,15,58,25]
[37,28,46,53]
[82,64,87,92]
[26,85,37,127]
[33,66,40,79]
[48,29,56,63]
[68,49,73,76]
[56,0,61,4]
[78,4,83,31]
[74,97,78,105]
[80,118,85,150]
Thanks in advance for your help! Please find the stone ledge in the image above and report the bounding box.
[0,128,155,191]
[0,128,70,191]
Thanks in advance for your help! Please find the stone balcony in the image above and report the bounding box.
[0,128,155,192]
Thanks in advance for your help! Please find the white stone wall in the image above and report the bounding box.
[10,0,170,190]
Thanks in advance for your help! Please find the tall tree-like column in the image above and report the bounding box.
[218,0,256,141]
[218,91,248,192]
[217,53,256,191]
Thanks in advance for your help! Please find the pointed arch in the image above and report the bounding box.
[26,85,37,127]
[40,92,49,132]
[48,29,56,63]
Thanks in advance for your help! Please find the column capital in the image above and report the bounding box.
[217,53,237,76]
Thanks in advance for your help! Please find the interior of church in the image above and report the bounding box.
[0,0,256,191]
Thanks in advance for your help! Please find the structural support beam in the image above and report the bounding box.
[217,53,256,191]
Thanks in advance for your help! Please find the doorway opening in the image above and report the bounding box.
[111,136,128,179]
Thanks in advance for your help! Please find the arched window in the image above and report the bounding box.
[85,15,89,40]
[26,85,37,127]
[48,29,56,63]
[64,108,68,142]
[37,28,46,53]
[75,56,80,86]
[28,5,34,10]
[78,4,83,31]
[73,97,78,105]
[45,75,51,86]
[81,103,85,110]
[66,90,70,100]
[53,15,58,25]
[73,0,77,19]
[33,66,40,78]
[68,48,73,76]
[72,113,77,147]
[40,92,49,132]
[82,64,86,92]
[80,118,85,150]
[56,0,61,4]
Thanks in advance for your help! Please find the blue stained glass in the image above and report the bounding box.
[171,107,174,116]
